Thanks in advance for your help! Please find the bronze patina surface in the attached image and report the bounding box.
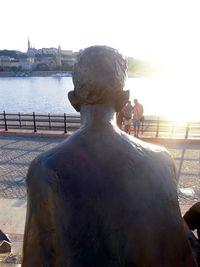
[22,46,197,266]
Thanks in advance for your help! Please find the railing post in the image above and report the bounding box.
[48,113,51,129]
[171,121,174,136]
[3,111,8,131]
[64,113,67,133]
[185,122,189,139]
[141,116,144,134]
[156,117,159,138]
[33,112,37,132]
[18,112,22,128]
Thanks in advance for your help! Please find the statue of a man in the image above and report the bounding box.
[22,46,197,267]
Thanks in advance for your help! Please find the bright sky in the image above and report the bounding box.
[1,0,200,63]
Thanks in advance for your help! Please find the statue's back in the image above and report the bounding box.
[23,130,197,267]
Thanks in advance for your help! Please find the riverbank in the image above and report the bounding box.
[0,71,138,78]
[0,71,72,77]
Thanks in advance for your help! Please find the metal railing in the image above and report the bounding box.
[0,111,80,133]
[140,118,200,139]
[0,111,200,139]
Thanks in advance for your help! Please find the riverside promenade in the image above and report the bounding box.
[0,133,199,265]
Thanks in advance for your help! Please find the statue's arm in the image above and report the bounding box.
[22,158,57,267]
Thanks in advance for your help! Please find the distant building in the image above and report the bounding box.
[19,58,34,70]
[61,50,73,56]
[10,60,21,68]
[35,55,58,70]
[27,39,63,56]
[0,56,13,62]
[36,48,57,55]
[0,56,20,69]
[0,39,77,71]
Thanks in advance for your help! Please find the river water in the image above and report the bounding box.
[0,76,199,121]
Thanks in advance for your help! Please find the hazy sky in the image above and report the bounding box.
[1,0,200,66]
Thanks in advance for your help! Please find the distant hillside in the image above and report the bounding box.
[0,50,27,58]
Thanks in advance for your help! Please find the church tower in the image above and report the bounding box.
[27,38,36,57]
[27,38,31,52]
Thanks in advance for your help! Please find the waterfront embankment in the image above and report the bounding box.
[0,71,72,77]
[0,71,137,78]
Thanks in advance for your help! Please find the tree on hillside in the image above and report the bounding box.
[0,50,27,59]
[61,62,73,71]
[35,63,49,71]
[10,66,22,72]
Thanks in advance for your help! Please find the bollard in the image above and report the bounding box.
[156,117,159,138]
[185,122,190,139]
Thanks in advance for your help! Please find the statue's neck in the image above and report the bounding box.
[80,104,116,129]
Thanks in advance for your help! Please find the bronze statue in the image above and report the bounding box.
[22,46,197,266]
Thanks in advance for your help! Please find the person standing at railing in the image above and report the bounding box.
[123,100,134,134]
[132,98,144,138]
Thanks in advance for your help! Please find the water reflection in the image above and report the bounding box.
[0,77,76,114]
[0,76,199,121]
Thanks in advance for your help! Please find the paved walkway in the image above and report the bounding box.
[0,135,62,199]
[0,135,199,265]
[0,135,199,202]
[0,136,63,264]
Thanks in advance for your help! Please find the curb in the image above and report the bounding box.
[140,138,200,145]
[1,129,200,144]
[0,129,70,139]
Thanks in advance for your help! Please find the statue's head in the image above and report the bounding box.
[68,46,129,112]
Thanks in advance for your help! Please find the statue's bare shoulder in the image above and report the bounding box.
[27,128,177,191]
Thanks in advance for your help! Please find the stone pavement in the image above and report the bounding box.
[0,135,199,265]
[0,135,199,202]
[0,136,63,265]
[0,135,62,199]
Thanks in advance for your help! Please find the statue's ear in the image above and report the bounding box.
[114,90,130,112]
[68,91,81,112]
